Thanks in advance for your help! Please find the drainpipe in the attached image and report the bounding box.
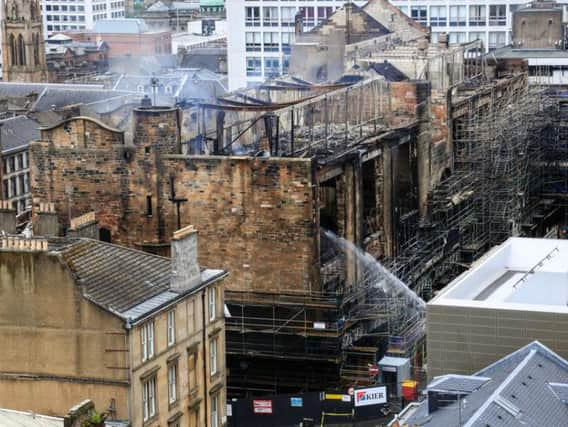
[202,290,209,427]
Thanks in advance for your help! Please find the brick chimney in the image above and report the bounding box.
[170,225,201,291]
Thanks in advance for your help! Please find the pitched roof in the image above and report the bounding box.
[30,87,135,112]
[396,341,568,426]
[54,239,225,321]
[94,18,149,34]
[371,61,408,82]
[0,116,41,154]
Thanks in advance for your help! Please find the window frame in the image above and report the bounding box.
[167,310,176,346]
[209,337,218,376]
[142,375,157,421]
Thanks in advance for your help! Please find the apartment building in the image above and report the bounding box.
[390,1,536,51]
[40,0,126,36]
[0,224,227,427]
[0,116,40,213]
[227,0,367,90]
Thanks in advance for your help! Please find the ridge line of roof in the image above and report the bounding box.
[464,349,537,427]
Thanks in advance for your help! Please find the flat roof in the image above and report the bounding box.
[430,237,568,314]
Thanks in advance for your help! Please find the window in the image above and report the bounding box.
[141,321,155,362]
[282,32,294,54]
[209,337,218,376]
[211,393,219,427]
[263,32,279,52]
[246,57,261,77]
[167,310,176,346]
[188,353,198,392]
[209,287,216,322]
[317,6,333,24]
[410,6,427,26]
[469,5,486,27]
[142,376,157,421]
[245,7,260,27]
[449,32,467,45]
[469,32,486,45]
[489,32,506,50]
[146,195,153,216]
[281,7,295,26]
[489,5,507,26]
[245,32,261,52]
[168,363,177,404]
[263,7,278,26]
[265,58,280,79]
[300,7,315,27]
[430,6,447,27]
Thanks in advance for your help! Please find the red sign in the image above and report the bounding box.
[368,363,379,376]
[253,400,273,414]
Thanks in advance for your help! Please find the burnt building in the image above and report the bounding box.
[18,0,568,398]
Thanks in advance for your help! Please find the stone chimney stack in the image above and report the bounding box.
[0,200,17,234]
[171,225,201,292]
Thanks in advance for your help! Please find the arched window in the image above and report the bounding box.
[33,33,40,66]
[18,34,26,66]
[9,34,17,66]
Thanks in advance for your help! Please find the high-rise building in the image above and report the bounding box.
[1,0,48,82]
[40,0,126,36]
[227,0,363,90]
[389,1,538,51]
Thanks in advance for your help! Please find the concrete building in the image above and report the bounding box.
[226,0,366,90]
[392,341,568,426]
[488,0,568,86]
[390,0,532,50]
[427,237,568,381]
[40,0,126,37]
[0,224,227,427]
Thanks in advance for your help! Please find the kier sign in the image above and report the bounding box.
[253,400,273,414]
[354,386,387,407]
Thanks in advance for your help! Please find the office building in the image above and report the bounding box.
[227,0,365,90]
[40,0,126,36]
[390,0,532,50]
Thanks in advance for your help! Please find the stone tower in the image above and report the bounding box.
[1,0,47,82]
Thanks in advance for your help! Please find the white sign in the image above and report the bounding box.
[253,400,273,414]
[354,386,387,407]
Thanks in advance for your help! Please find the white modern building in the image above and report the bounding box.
[427,237,568,380]
[390,1,544,50]
[40,0,126,36]
[227,0,370,90]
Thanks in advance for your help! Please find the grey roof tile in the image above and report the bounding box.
[399,342,568,427]
[0,116,40,154]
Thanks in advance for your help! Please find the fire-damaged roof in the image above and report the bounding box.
[393,341,568,426]
[370,61,408,82]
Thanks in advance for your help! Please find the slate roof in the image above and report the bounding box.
[428,375,491,394]
[0,116,41,154]
[30,87,135,112]
[94,18,150,34]
[0,82,103,98]
[395,341,568,426]
[371,61,408,82]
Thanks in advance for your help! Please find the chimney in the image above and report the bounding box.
[170,225,201,292]
[0,200,17,234]
[295,11,304,36]
[33,202,59,236]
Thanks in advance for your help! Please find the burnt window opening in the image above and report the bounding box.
[146,196,153,217]
[319,179,338,234]
[362,160,378,237]
[99,228,111,243]
[145,146,151,155]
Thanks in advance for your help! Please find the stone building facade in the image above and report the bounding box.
[0,225,227,427]
[1,0,48,82]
